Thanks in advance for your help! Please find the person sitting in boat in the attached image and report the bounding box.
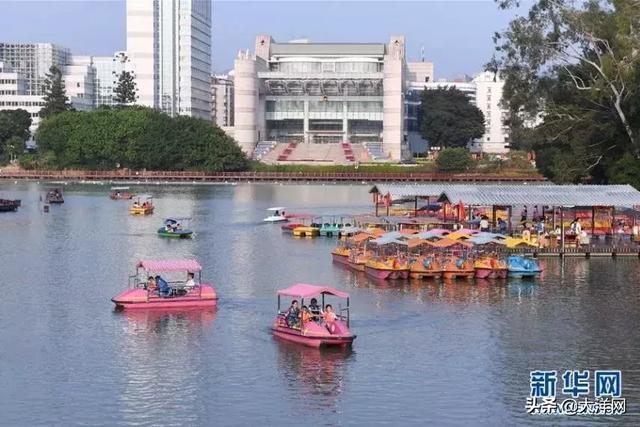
[146,276,157,291]
[309,298,322,320]
[323,304,337,333]
[133,201,140,208]
[285,300,300,328]
[300,306,312,324]
[155,275,172,297]
[184,272,196,292]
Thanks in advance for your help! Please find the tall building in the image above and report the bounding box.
[93,52,133,107]
[233,35,418,161]
[211,72,234,127]
[63,56,96,111]
[126,0,212,121]
[0,61,44,134]
[0,43,70,95]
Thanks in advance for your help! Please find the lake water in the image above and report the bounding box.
[0,182,639,426]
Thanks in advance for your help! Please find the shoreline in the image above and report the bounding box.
[0,169,546,184]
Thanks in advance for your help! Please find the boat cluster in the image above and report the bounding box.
[331,228,542,280]
[264,207,360,238]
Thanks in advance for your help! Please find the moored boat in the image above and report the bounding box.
[157,217,193,238]
[112,259,218,309]
[507,255,541,278]
[442,257,475,280]
[129,195,154,215]
[331,245,350,265]
[272,284,356,348]
[474,257,508,279]
[409,256,442,279]
[364,258,410,280]
[292,224,320,238]
[347,250,370,272]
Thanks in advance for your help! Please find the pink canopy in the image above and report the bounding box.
[136,259,202,272]
[277,284,349,299]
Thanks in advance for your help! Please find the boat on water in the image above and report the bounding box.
[45,188,64,204]
[272,284,356,348]
[347,250,370,272]
[112,259,218,309]
[281,213,315,233]
[331,245,350,265]
[364,258,410,280]
[264,207,287,223]
[507,255,542,278]
[409,256,443,280]
[110,186,134,200]
[474,256,508,279]
[319,215,354,237]
[442,256,475,280]
[157,217,193,238]
[292,223,320,238]
[129,195,154,215]
[0,199,20,212]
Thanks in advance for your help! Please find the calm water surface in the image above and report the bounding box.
[0,182,639,426]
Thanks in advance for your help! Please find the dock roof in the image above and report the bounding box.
[370,184,640,207]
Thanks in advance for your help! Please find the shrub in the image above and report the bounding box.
[435,148,473,172]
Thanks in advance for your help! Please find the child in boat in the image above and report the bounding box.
[309,298,322,320]
[285,300,300,328]
[300,306,311,324]
[146,276,157,291]
[324,304,337,333]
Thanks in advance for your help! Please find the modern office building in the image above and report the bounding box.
[0,61,44,134]
[234,35,420,161]
[63,56,95,111]
[0,43,70,95]
[93,51,133,107]
[211,72,234,127]
[126,0,213,120]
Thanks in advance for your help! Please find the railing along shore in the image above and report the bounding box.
[0,169,547,183]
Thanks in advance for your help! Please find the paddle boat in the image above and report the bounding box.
[157,217,193,239]
[45,188,64,204]
[110,186,134,200]
[409,255,443,280]
[319,215,354,237]
[442,256,475,280]
[364,257,410,280]
[292,219,320,238]
[129,195,154,215]
[507,255,542,278]
[347,250,370,272]
[112,259,218,309]
[331,245,350,265]
[272,284,356,348]
[0,199,20,212]
[281,213,314,234]
[474,256,508,279]
[264,207,287,222]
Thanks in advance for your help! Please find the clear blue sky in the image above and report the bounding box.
[0,0,529,78]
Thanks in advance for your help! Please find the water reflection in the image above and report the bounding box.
[275,339,354,410]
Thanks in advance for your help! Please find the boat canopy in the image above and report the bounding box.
[278,284,349,299]
[135,194,153,199]
[267,206,286,211]
[136,259,202,272]
[110,186,130,190]
[351,232,372,243]
[165,217,191,223]
[286,213,314,219]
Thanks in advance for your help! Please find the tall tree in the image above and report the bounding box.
[113,71,138,105]
[419,87,485,148]
[491,0,640,182]
[0,109,32,142]
[39,66,71,119]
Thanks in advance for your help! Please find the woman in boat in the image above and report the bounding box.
[300,306,312,324]
[146,276,157,291]
[285,300,300,328]
[324,304,337,333]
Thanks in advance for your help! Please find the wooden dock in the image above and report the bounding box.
[0,169,547,183]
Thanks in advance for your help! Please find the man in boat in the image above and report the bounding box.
[309,298,322,321]
[184,272,196,291]
[146,276,157,291]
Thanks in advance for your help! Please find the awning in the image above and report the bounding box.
[277,284,349,299]
[136,259,202,272]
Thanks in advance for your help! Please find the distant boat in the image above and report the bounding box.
[0,199,20,212]
[263,206,287,223]
[109,186,134,200]
[129,195,154,215]
[157,217,194,239]
[45,188,64,204]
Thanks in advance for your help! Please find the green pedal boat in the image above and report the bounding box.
[157,217,194,239]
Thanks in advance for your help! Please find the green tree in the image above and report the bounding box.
[491,0,640,183]
[113,71,138,105]
[608,154,640,190]
[39,66,71,119]
[35,107,249,171]
[0,109,32,142]
[420,87,485,148]
[435,147,473,172]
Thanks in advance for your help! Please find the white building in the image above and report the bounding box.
[93,52,133,107]
[211,73,234,127]
[63,56,95,111]
[126,0,212,121]
[0,61,45,134]
[0,43,70,95]
[233,35,424,161]
[415,72,510,154]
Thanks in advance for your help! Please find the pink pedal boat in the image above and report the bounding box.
[272,284,356,348]
[112,259,218,309]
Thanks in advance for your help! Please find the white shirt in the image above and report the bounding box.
[480,219,489,229]
[184,278,196,290]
